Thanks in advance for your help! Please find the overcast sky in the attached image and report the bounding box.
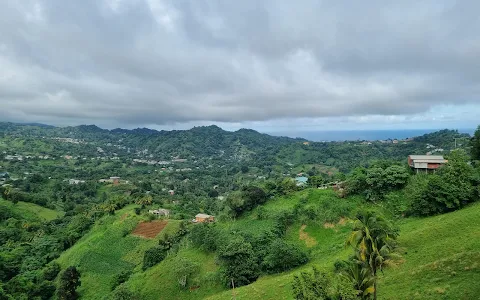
[1,0,479,133]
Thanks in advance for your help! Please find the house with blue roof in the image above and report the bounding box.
[295,176,308,186]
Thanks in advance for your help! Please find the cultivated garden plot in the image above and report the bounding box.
[132,220,168,238]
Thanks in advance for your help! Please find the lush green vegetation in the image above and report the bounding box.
[471,125,480,161]
[0,122,479,299]
[0,199,63,221]
[56,266,81,300]
[55,205,185,299]
[208,202,480,299]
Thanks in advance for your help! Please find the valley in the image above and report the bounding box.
[0,122,479,299]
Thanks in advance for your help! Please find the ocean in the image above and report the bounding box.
[265,129,475,142]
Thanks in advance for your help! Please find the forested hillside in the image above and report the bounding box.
[0,122,470,172]
[0,122,478,299]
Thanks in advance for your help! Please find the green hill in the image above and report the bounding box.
[53,190,480,299]
[55,204,224,300]
[0,122,470,174]
[0,198,63,221]
[56,205,180,299]
[207,199,480,300]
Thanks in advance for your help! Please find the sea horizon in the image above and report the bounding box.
[265,128,475,142]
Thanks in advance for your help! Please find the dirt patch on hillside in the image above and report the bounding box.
[131,220,168,239]
[324,217,348,229]
[189,286,200,292]
[323,222,335,229]
[299,225,317,248]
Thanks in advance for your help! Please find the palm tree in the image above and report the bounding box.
[2,185,11,200]
[340,257,375,299]
[135,195,153,208]
[346,210,399,300]
[100,203,118,215]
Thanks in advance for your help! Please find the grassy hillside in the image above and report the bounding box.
[380,203,480,299]
[0,198,63,221]
[127,189,361,299]
[54,189,480,300]
[56,205,181,299]
[207,201,480,300]
[125,247,224,300]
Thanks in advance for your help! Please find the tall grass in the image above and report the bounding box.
[0,198,63,221]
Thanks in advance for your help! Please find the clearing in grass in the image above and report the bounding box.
[298,225,317,248]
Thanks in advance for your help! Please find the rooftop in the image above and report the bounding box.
[295,176,308,183]
[409,155,444,160]
[195,213,213,218]
[409,155,446,164]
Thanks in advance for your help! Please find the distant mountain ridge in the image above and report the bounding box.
[0,122,302,166]
[1,121,470,143]
[0,121,471,173]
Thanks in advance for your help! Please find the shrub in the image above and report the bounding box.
[218,237,260,288]
[262,239,308,273]
[410,174,474,216]
[292,268,333,300]
[292,267,357,300]
[159,224,189,251]
[345,165,409,201]
[171,257,199,289]
[242,186,267,207]
[333,259,349,273]
[42,262,61,281]
[226,186,268,217]
[121,227,131,237]
[273,210,295,237]
[142,246,167,270]
[56,266,81,300]
[255,206,267,220]
[383,191,410,218]
[111,284,140,300]
[189,223,219,252]
[248,230,276,265]
[110,270,132,291]
[33,280,56,300]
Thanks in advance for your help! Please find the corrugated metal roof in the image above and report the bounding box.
[409,155,444,160]
[413,159,446,164]
[409,155,446,168]
[196,213,212,218]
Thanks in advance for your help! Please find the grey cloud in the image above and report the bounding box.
[0,0,479,127]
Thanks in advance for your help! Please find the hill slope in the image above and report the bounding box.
[0,199,63,221]
[207,201,480,300]
[56,205,178,299]
[0,122,470,173]
[54,189,480,300]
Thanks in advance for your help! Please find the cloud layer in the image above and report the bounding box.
[1,0,479,128]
